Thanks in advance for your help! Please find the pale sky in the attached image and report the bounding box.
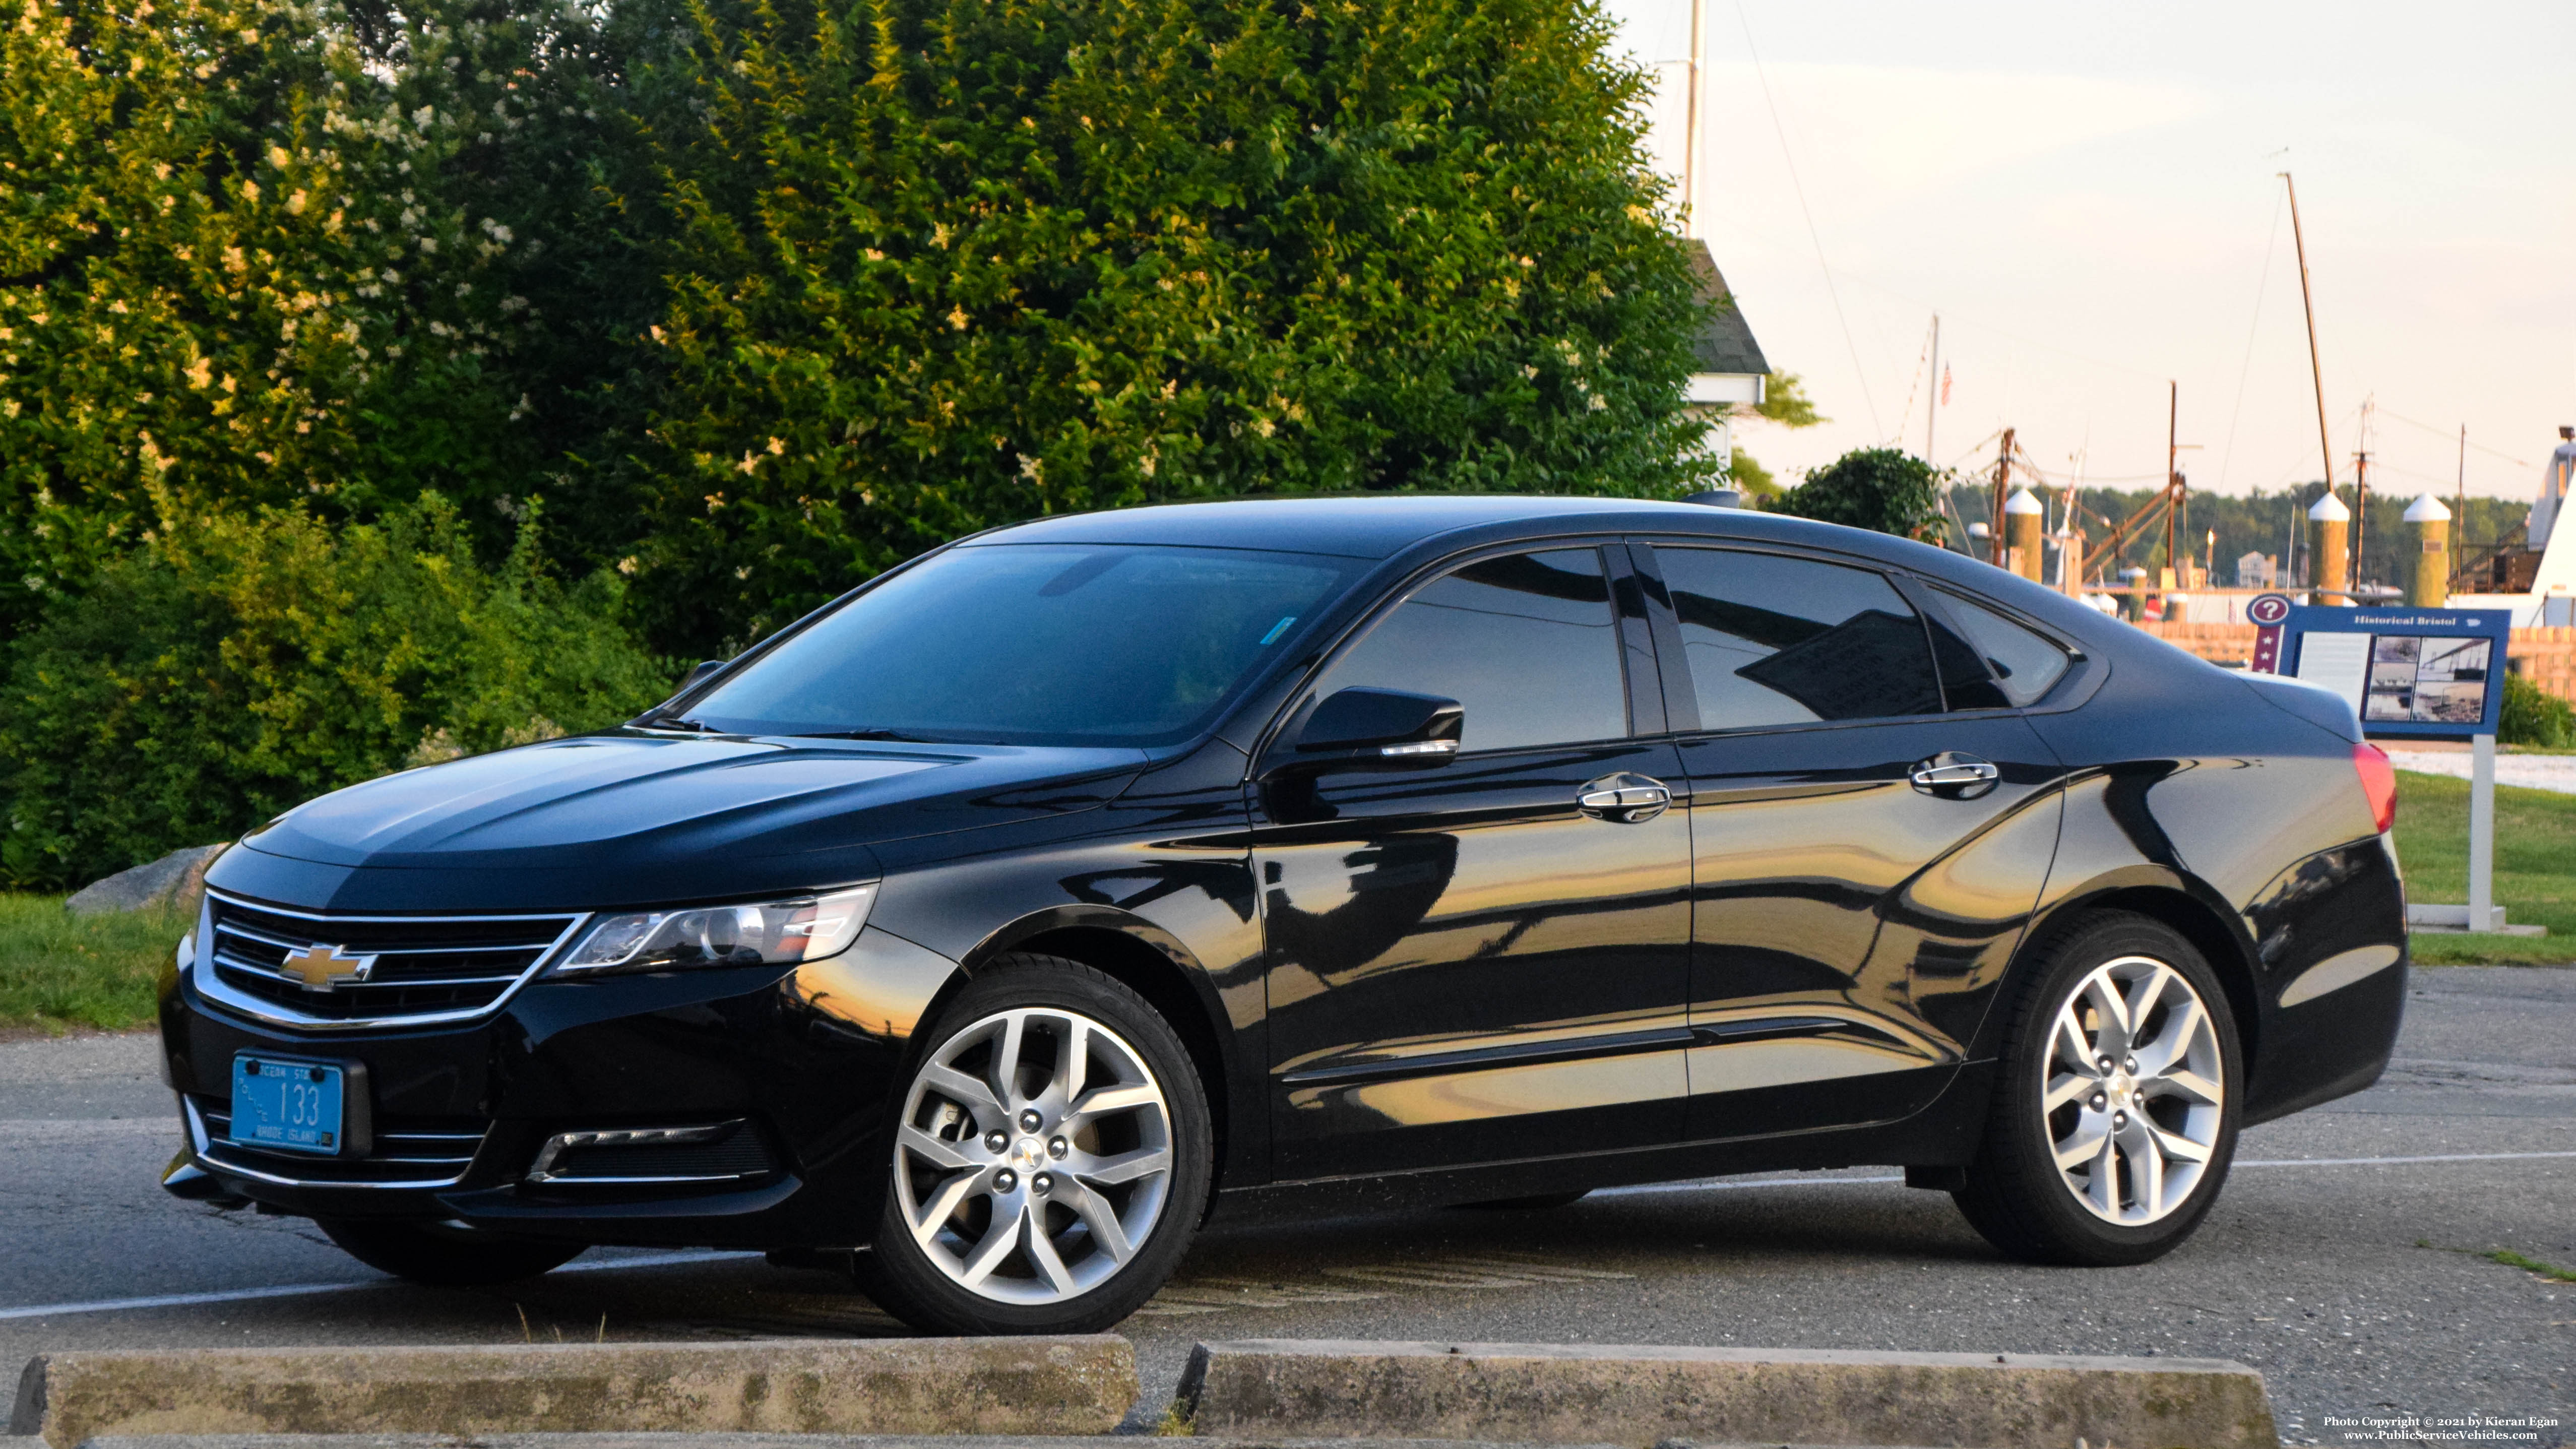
[1599,0,2576,502]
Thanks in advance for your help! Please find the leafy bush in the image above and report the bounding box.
[617,0,1715,647]
[0,0,629,633]
[1765,447,1944,541]
[0,494,673,890]
[2500,670,2575,749]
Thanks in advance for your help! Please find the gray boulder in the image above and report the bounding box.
[65,843,229,918]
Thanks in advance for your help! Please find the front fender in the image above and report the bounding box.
[861,748,1266,1184]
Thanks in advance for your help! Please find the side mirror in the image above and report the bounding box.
[1286,687,1463,767]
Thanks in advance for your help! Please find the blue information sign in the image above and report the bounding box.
[2274,605,2514,741]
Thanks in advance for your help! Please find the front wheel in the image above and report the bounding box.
[852,955,1212,1333]
[317,1217,584,1285]
[1952,913,2241,1267]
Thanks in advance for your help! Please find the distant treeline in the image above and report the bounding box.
[1944,481,2534,590]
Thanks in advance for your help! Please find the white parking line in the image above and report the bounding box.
[0,1280,375,1321]
[1587,1149,2576,1200]
[2237,1150,2576,1168]
[3,1150,2569,1323]
[0,1249,758,1322]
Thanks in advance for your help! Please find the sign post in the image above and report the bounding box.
[2471,734,2495,934]
[2253,597,2531,935]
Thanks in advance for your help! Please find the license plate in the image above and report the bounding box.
[230,1054,347,1156]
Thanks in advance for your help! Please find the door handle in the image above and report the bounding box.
[1578,774,1673,824]
[1910,753,2000,798]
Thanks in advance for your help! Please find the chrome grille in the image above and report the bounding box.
[197,892,588,1030]
[186,1096,488,1189]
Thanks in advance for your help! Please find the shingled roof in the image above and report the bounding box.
[1684,239,1769,378]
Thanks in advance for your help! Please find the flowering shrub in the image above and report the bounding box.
[0,0,622,634]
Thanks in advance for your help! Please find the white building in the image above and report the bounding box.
[1608,0,1772,480]
[1681,241,1770,477]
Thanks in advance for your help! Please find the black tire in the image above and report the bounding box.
[852,954,1214,1334]
[1953,912,2242,1267]
[1452,1189,1593,1211]
[316,1217,585,1285]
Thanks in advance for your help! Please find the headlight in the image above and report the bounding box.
[552,885,877,976]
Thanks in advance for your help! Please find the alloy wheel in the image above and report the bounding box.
[892,1006,1174,1304]
[2042,954,2226,1225]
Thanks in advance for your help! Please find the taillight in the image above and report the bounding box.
[2353,742,2397,834]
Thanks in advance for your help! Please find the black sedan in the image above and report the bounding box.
[160,495,2408,1334]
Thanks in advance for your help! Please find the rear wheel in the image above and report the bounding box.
[1953,913,2241,1267]
[317,1217,584,1286]
[853,955,1212,1333]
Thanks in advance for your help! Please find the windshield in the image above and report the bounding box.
[680,542,1364,746]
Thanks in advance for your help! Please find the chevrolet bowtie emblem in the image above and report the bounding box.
[280,943,375,991]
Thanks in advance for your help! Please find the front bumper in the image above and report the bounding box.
[158,927,951,1247]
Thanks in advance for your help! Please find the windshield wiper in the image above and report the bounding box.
[791,727,934,742]
[638,714,720,733]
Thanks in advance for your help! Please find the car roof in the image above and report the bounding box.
[958,493,2137,661]
[963,495,1739,559]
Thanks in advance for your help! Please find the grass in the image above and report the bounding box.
[2483,1249,2576,1283]
[2392,770,2576,965]
[2418,1239,2576,1281]
[0,894,191,1035]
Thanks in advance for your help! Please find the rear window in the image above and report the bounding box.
[1652,547,1945,729]
[1932,590,2072,707]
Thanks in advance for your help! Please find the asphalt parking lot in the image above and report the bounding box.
[3,966,2567,1446]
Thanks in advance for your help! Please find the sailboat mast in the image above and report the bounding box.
[2282,172,2336,511]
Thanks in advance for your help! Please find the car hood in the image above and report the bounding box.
[214,732,1146,912]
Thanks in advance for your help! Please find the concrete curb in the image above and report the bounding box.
[73,1438,1632,1449]
[1177,1338,2281,1449]
[11,1339,1135,1448]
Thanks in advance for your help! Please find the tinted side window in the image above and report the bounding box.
[1654,547,1944,728]
[1934,590,2072,707]
[1315,548,1626,752]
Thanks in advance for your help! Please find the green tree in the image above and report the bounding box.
[1723,369,1820,497]
[0,0,624,633]
[1751,370,1823,428]
[618,0,1716,649]
[0,491,671,889]
[1766,446,1943,541]
[1727,450,1779,496]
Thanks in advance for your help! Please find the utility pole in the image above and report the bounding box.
[2282,172,2336,509]
[1990,427,2015,569]
[2165,382,2181,584]
[2061,449,2085,591]
[1926,314,1940,463]
[1681,0,1705,234]
[2455,424,2468,592]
